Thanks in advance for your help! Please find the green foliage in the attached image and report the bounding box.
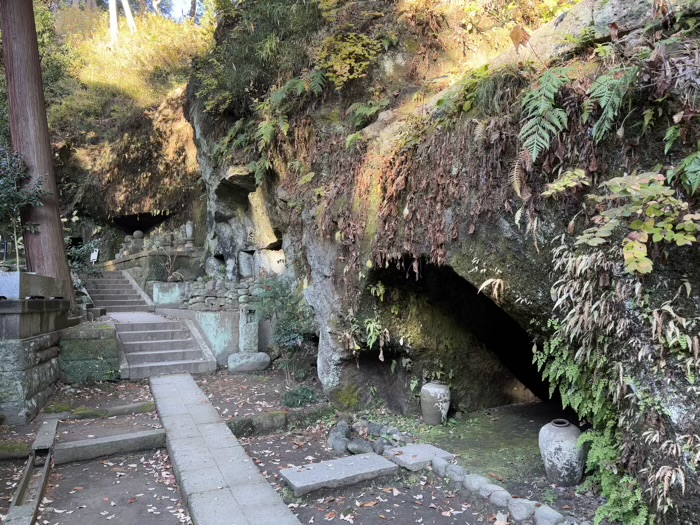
[257,275,316,351]
[48,12,209,139]
[519,68,570,162]
[345,132,364,150]
[575,173,699,274]
[0,149,47,271]
[364,316,382,350]
[314,32,382,90]
[196,0,323,115]
[580,430,650,525]
[583,67,639,144]
[663,125,681,154]
[66,238,102,282]
[283,385,318,408]
[347,99,390,129]
[541,168,589,197]
[668,149,700,195]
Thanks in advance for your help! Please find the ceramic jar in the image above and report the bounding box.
[538,418,585,486]
[420,381,450,425]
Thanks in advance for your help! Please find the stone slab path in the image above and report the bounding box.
[150,373,301,525]
[383,443,455,471]
[279,453,399,497]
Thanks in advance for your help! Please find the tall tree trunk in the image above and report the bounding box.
[88,0,97,10]
[109,0,119,46]
[0,1,74,299]
[189,0,197,20]
[120,0,137,32]
[137,0,147,14]
[72,0,80,8]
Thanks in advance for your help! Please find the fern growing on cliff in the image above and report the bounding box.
[583,67,639,143]
[668,150,700,195]
[519,68,570,162]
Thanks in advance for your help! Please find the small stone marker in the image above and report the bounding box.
[280,453,398,496]
[383,443,454,471]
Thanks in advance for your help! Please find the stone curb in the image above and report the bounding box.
[53,429,165,465]
[226,403,334,437]
[430,456,591,525]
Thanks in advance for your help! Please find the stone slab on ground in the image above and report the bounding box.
[151,373,301,525]
[32,417,59,452]
[279,453,399,497]
[383,444,455,471]
[108,312,168,324]
[53,429,166,465]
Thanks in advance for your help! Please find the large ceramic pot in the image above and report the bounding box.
[420,381,450,425]
[538,418,586,486]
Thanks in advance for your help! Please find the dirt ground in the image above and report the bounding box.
[0,459,24,518]
[40,450,191,525]
[196,368,326,419]
[45,380,152,413]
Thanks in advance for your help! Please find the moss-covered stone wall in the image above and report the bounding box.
[59,323,120,384]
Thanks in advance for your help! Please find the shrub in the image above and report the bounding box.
[283,385,318,408]
[257,275,316,351]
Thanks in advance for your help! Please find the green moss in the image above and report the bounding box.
[332,384,361,411]
[136,401,156,413]
[72,406,108,419]
[45,403,72,413]
[0,441,29,459]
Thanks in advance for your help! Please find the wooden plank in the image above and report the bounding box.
[31,417,59,452]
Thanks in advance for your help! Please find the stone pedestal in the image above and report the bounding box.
[0,299,77,424]
[238,304,259,354]
[0,272,69,299]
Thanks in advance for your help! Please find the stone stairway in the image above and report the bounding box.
[115,318,216,379]
[85,271,152,313]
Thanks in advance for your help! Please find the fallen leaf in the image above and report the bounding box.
[510,25,530,54]
[609,22,619,42]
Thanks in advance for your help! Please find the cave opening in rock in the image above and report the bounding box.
[366,258,555,414]
[111,212,171,234]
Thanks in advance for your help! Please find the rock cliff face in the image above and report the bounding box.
[186,0,700,520]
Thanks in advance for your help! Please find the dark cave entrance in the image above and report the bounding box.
[111,212,171,234]
[369,259,552,411]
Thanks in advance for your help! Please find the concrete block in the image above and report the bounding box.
[188,488,250,525]
[280,453,399,496]
[478,483,511,507]
[53,429,165,465]
[383,444,454,471]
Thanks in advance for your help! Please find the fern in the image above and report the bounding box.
[519,68,570,162]
[584,67,639,143]
[347,99,390,129]
[256,119,277,150]
[309,69,326,96]
[668,150,700,194]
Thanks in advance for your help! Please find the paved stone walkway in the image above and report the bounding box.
[150,374,301,525]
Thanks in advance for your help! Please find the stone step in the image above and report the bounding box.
[89,292,141,300]
[122,338,195,353]
[118,329,191,342]
[104,305,154,312]
[86,285,135,292]
[279,453,399,497]
[128,359,215,379]
[126,348,203,364]
[85,280,132,286]
[94,299,147,307]
[116,321,184,332]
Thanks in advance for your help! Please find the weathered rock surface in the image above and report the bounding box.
[227,352,270,372]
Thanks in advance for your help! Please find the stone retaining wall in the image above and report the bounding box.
[0,299,76,424]
[59,323,120,384]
